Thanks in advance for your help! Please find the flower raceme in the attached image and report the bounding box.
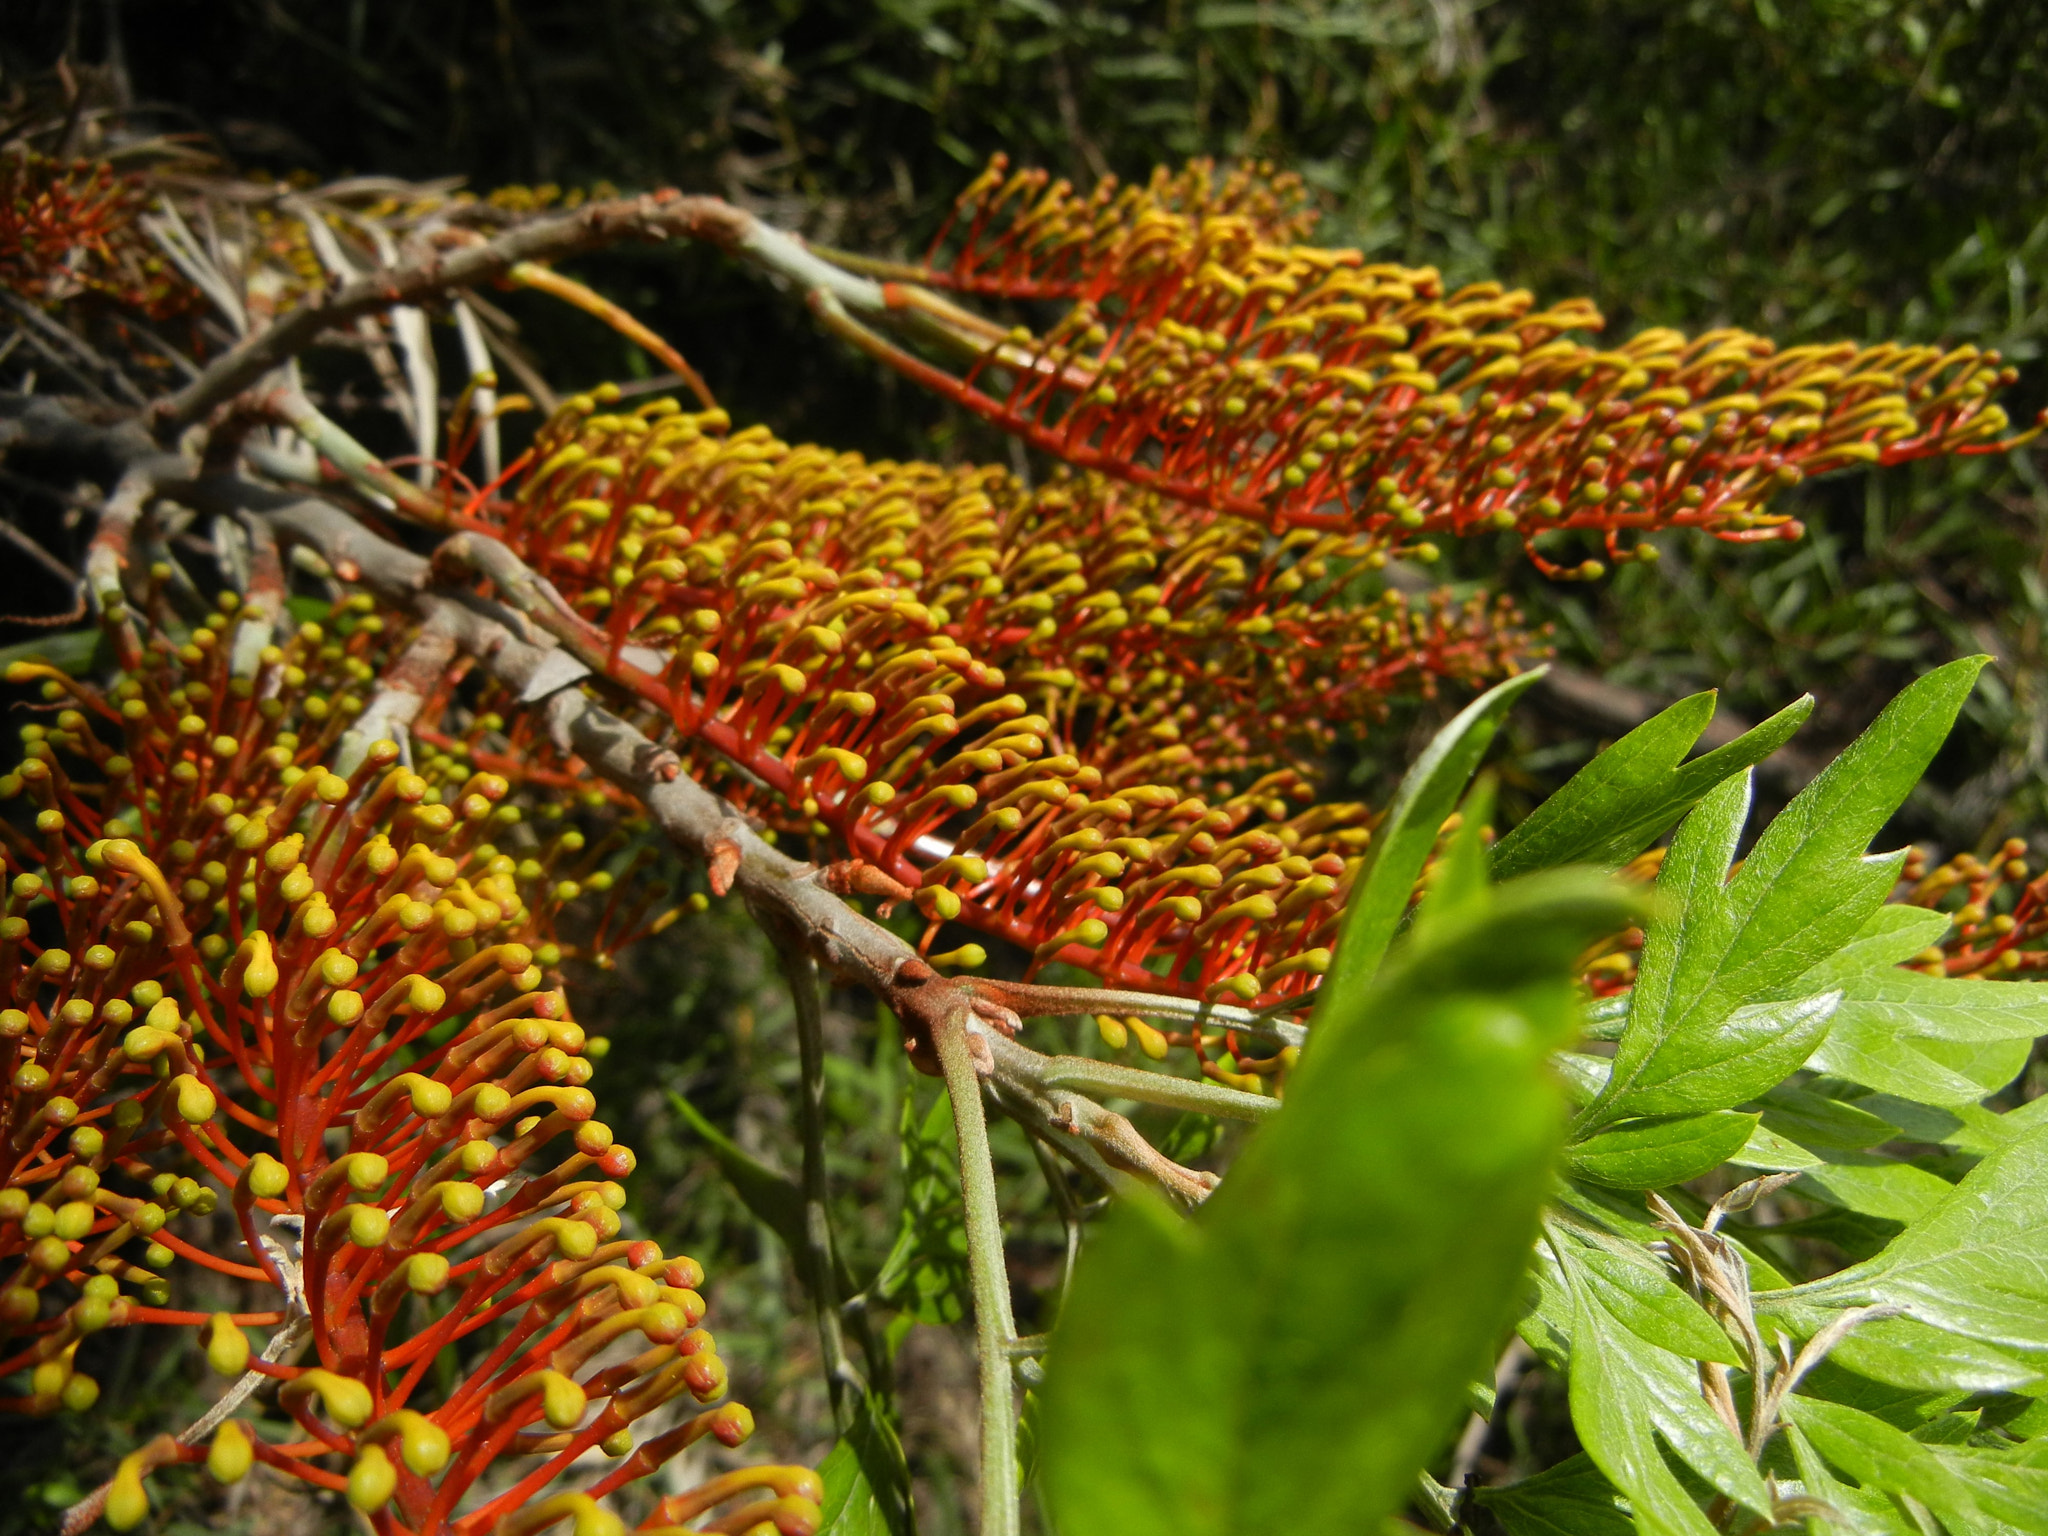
[456,398,1507,1012]
[0,152,200,320]
[853,155,2035,574]
[0,600,816,1536]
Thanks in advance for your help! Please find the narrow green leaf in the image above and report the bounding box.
[1783,1423,1919,1536]
[1589,657,1988,1130]
[1039,865,1637,1536]
[1933,1440,2048,1535]
[1553,1229,1743,1364]
[1823,903,1953,970]
[667,1088,805,1254]
[1603,993,1838,1121]
[1491,689,1813,883]
[1824,1314,2044,1396]
[1764,1111,2048,1352]
[1407,774,1497,950]
[817,1394,917,1536]
[1791,1154,1953,1223]
[1807,1024,2029,1108]
[1780,1396,1982,1528]
[0,630,103,677]
[1558,1255,1751,1536]
[1754,1085,1896,1150]
[872,1089,968,1325]
[1312,668,1545,1022]
[1566,1111,1761,1189]
[1535,1235,1775,1519]
[1801,928,2048,1106]
[1473,1455,1634,1536]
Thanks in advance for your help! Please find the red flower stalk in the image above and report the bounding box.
[0,151,198,320]
[0,601,813,1536]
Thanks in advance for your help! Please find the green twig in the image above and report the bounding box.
[933,1013,1021,1536]
[775,932,866,1431]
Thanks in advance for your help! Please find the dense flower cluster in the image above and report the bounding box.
[1895,838,2048,978]
[868,155,2032,573]
[0,152,196,318]
[443,395,1516,1008]
[0,596,813,1536]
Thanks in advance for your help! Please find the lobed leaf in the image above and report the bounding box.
[1039,864,1641,1536]
[1585,656,1988,1131]
[1490,689,1813,884]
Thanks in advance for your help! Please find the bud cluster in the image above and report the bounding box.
[1895,838,2048,979]
[0,597,811,1535]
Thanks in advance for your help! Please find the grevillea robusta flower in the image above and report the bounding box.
[852,155,2035,572]
[0,594,816,1536]
[0,152,199,320]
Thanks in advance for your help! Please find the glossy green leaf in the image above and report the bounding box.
[1551,1227,1742,1364]
[1472,1454,1634,1536]
[1607,993,1839,1121]
[1754,1084,1896,1150]
[1823,1313,2044,1396]
[1808,1023,2032,1108]
[1932,1440,2048,1535]
[1556,1243,1769,1536]
[1764,1111,2048,1353]
[1039,866,1639,1536]
[1587,657,1987,1130]
[816,1394,916,1536]
[1799,916,2048,1106]
[1790,1154,1953,1223]
[1312,668,1544,1021]
[1491,689,1813,883]
[1566,1111,1761,1189]
[1783,1423,1919,1536]
[1780,1396,1982,1529]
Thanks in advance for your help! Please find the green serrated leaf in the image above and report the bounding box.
[1312,668,1544,1021]
[1566,1110,1762,1189]
[1606,993,1840,1121]
[1932,1439,2048,1535]
[1491,689,1813,883]
[1039,865,1636,1536]
[1472,1454,1634,1536]
[1588,657,1988,1130]
[1783,1422,1919,1536]
[1791,1153,1954,1223]
[1824,1314,2045,1396]
[1802,939,2048,1107]
[1807,1023,2028,1108]
[1755,1084,1896,1150]
[1825,903,1954,969]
